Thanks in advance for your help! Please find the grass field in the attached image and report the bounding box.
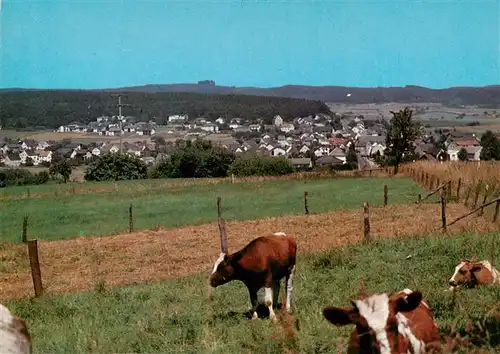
[6,231,500,353]
[0,177,425,243]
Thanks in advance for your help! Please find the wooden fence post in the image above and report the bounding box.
[217,197,229,253]
[473,181,482,209]
[27,188,31,198]
[441,187,447,233]
[417,194,422,203]
[304,191,309,215]
[479,185,489,216]
[383,185,388,207]
[363,202,370,243]
[22,216,28,243]
[493,200,500,222]
[27,240,43,297]
[231,173,235,184]
[129,204,134,233]
[456,178,462,202]
[464,186,471,207]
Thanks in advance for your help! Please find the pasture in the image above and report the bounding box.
[0,176,424,243]
[6,231,500,353]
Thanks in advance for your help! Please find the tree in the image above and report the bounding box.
[479,130,500,160]
[151,138,235,179]
[49,159,73,183]
[84,153,148,181]
[382,107,422,174]
[457,148,468,161]
[229,156,295,177]
[345,145,358,170]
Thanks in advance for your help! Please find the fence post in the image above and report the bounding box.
[129,204,134,233]
[21,216,28,243]
[231,173,235,184]
[27,188,31,198]
[304,191,309,215]
[456,178,462,202]
[417,194,422,203]
[217,197,228,253]
[473,181,482,209]
[479,185,489,216]
[464,186,471,207]
[493,200,500,222]
[441,187,447,233]
[27,240,43,297]
[383,185,388,206]
[363,202,370,243]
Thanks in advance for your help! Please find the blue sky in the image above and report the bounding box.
[1,0,499,89]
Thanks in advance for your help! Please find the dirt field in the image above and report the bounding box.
[1,202,497,301]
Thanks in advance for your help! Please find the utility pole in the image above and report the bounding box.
[112,94,131,154]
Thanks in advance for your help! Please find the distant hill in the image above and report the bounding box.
[2,83,499,106]
[108,83,500,106]
[0,91,331,129]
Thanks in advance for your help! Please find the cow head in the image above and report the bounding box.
[448,259,490,290]
[323,290,423,354]
[209,252,237,288]
[0,304,32,354]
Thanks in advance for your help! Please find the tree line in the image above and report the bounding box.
[0,90,331,129]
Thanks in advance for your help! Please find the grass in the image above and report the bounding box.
[7,231,500,353]
[0,177,424,243]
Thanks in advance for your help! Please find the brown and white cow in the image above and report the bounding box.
[0,304,32,354]
[209,232,297,322]
[448,259,500,291]
[323,289,442,354]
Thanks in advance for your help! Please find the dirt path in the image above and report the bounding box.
[0,203,497,301]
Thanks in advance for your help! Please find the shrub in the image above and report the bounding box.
[84,153,148,181]
[0,168,50,187]
[229,155,295,177]
[150,139,235,178]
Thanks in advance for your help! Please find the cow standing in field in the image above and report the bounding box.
[323,289,442,354]
[0,304,32,354]
[209,232,297,322]
[448,258,500,291]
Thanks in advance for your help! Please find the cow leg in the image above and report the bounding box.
[248,287,258,320]
[285,265,295,314]
[272,280,281,309]
[264,276,277,322]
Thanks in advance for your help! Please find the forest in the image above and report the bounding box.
[0,90,331,129]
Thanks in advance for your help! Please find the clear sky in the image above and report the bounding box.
[1,0,499,89]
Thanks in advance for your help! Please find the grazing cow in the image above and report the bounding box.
[323,289,442,354]
[448,259,500,291]
[209,232,297,322]
[0,304,32,354]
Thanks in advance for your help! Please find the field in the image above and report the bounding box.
[1,166,500,353]
[5,232,500,353]
[0,176,422,243]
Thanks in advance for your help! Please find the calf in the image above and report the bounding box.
[209,232,296,322]
[323,289,442,354]
[448,259,500,291]
[0,304,32,354]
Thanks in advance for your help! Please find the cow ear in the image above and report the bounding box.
[395,291,422,313]
[470,263,483,273]
[323,306,359,326]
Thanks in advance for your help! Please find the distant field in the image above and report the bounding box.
[0,177,425,243]
[7,231,499,353]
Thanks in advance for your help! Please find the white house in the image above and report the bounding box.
[280,123,295,133]
[168,114,188,123]
[273,115,284,127]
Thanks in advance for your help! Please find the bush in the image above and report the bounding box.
[0,168,50,187]
[229,155,295,176]
[84,153,148,181]
[150,139,235,178]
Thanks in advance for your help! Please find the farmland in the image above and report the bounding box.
[0,176,423,243]
[1,162,500,353]
[5,231,500,353]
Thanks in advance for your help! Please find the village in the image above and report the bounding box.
[0,111,485,170]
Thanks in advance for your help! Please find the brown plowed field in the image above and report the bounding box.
[0,203,497,301]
